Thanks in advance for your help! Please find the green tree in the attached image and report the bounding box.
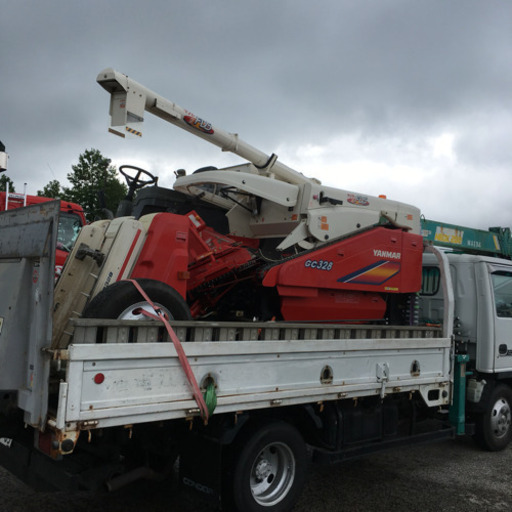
[37,179,62,198]
[63,149,127,222]
[0,174,15,192]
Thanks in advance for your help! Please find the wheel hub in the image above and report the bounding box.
[254,458,273,481]
[118,301,172,321]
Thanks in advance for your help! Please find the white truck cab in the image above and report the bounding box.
[421,251,512,451]
[421,252,512,374]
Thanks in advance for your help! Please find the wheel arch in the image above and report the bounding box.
[220,404,325,450]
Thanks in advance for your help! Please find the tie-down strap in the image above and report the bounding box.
[125,279,210,421]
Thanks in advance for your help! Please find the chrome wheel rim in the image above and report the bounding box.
[491,397,511,439]
[250,442,295,506]
[117,301,172,321]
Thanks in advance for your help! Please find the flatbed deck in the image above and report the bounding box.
[49,319,451,432]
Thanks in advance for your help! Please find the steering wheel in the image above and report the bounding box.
[119,165,158,192]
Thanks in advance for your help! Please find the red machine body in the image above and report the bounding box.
[128,208,423,323]
[130,211,256,317]
[262,227,423,322]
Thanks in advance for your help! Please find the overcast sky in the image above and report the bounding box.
[1,0,511,229]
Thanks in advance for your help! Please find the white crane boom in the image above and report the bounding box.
[96,68,311,186]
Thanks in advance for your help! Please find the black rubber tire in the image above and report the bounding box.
[83,278,191,321]
[474,384,512,451]
[229,421,308,512]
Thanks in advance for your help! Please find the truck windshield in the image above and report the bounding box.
[57,212,83,252]
[491,271,512,318]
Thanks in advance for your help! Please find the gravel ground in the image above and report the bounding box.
[0,436,511,512]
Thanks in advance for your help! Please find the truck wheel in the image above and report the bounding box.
[475,384,512,451]
[230,421,308,512]
[83,279,191,321]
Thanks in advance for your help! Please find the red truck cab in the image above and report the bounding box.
[0,191,87,275]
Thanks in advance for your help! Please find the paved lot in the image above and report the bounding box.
[1,436,511,512]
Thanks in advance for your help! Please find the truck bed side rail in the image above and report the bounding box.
[71,319,442,344]
[53,320,450,433]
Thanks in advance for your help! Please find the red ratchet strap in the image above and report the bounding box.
[125,279,209,421]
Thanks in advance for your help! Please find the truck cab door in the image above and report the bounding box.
[489,265,512,372]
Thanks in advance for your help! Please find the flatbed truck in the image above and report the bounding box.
[2,194,511,512]
[1,69,511,512]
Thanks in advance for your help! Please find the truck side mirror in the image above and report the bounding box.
[0,141,7,172]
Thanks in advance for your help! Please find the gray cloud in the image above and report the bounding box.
[1,0,511,229]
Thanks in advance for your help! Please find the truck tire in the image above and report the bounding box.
[475,384,512,451]
[83,278,191,321]
[229,421,308,512]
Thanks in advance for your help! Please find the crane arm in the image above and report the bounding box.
[96,68,312,186]
[421,218,512,259]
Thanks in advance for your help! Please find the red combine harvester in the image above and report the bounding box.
[52,70,422,346]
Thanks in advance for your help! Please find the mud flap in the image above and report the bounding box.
[0,432,81,491]
[179,433,223,507]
